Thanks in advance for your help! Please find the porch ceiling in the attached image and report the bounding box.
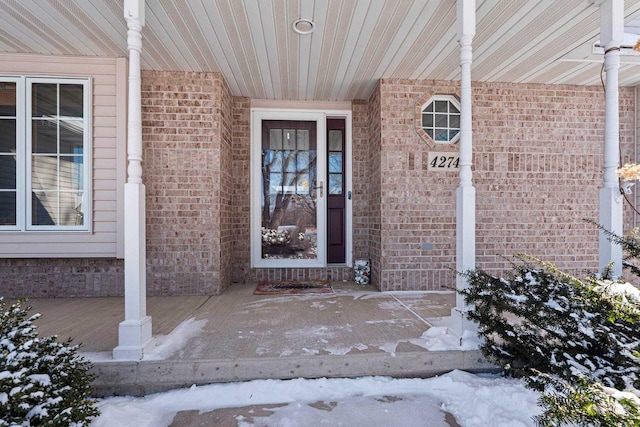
[1,0,640,101]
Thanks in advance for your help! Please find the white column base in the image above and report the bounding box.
[114,183,153,360]
[113,316,155,360]
[449,306,479,347]
[453,185,478,343]
[599,186,623,278]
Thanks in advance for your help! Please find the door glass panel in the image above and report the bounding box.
[297,130,309,150]
[262,121,317,260]
[328,153,342,173]
[283,129,296,150]
[328,130,342,151]
[329,174,342,195]
[328,129,343,196]
[269,129,282,149]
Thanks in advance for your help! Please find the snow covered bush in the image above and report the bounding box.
[460,255,640,426]
[0,298,98,426]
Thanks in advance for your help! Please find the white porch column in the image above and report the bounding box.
[452,0,477,338]
[594,0,624,277]
[113,0,155,360]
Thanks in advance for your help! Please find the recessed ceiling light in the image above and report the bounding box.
[292,18,315,35]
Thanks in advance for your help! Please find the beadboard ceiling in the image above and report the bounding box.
[1,0,640,101]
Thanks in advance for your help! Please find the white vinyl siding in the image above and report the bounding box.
[0,54,125,258]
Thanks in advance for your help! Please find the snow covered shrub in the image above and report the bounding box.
[534,374,640,427]
[0,298,98,426]
[460,255,640,426]
[601,225,640,280]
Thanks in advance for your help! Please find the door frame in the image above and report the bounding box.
[250,108,352,268]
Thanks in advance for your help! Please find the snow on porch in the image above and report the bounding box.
[26,282,494,396]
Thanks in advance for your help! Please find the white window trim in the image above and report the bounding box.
[0,76,92,232]
[0,77,23,231]
[250,108,353,269]
[421,94,461,145]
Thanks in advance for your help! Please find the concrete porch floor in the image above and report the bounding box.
[23,282,493,397]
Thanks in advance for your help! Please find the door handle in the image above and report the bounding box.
[315,181,323,198]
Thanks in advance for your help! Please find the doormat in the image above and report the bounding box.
[254,280,333,295]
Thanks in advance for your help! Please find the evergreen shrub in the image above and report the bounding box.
[460,254,640,426]
[0,298,99,426]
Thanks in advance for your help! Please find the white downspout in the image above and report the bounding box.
[114,0,155,360]
[593,0,624,277]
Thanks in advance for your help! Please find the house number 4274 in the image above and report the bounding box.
[427,152,460,171]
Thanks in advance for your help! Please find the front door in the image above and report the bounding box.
[251,110,350,269]
[252,110,327,268]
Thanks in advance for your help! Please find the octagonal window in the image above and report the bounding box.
[421,95,461,144]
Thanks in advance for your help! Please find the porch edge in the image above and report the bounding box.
[90,350,497,397]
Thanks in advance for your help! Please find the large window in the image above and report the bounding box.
[0,77,91,231]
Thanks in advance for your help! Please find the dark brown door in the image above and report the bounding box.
[327,119,346,263]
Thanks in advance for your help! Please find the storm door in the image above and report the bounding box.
[258,119,326,266]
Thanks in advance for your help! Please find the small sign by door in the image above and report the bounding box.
[427,152,460,171]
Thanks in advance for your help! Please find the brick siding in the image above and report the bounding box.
[376,79,635,291]
[352,99,373,262]
[367,84,383,288]
[2,74,636,297]
[0,258,123,298]
[231,97,252,283]
[142,70,231,295]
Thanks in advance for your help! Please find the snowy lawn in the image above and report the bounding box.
[92,370,541,427]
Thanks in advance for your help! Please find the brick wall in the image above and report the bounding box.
[352,99,371,262]
[231,97,252,283]
[0,259,123,298]
[376,79,635,291]
[142,70,232,295]
[367,84,383,287]
[218,73,234,293]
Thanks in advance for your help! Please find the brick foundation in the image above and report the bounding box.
[0,259,123,298]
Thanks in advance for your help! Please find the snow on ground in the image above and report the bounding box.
[594,280,640,303]
[92,370,541,427]
[81,317,208,363]
[144,318,208,360]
